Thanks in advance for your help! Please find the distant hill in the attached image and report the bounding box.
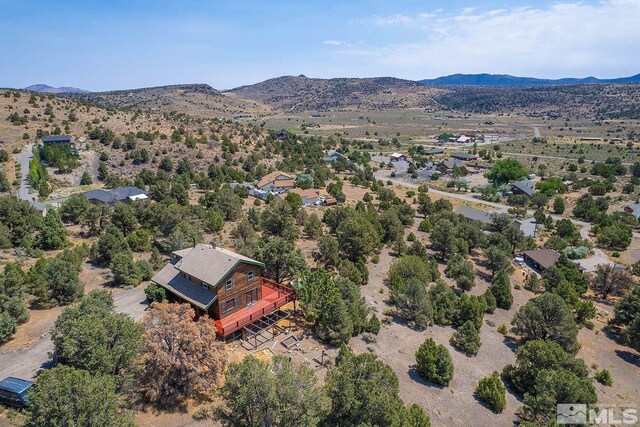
[24,84,89,93]
[63,83,271,118]
[419,73,640,86]
[225,75,448,111]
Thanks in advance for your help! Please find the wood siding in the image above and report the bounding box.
[208,263,264,320]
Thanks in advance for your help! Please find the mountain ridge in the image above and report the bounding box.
[23,84,89,93]
[418,73,640,86]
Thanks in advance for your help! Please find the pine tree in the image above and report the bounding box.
[36,209,67,250]
[450,320,481,356]
[490,269,513,310]
[475,371,507,413]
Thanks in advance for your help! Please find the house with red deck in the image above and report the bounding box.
[151,244,295,338]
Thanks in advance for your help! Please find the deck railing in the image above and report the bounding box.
[216,284,295,337]
[261,277,295,295]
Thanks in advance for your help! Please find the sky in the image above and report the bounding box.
[1,0,639,91]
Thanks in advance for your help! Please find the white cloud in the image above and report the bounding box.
[322,40,342,46]
[337,1,640,78]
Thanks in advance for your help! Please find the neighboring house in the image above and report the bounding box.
[151,244,295,338]
[42,135,76,154]
[42,135,71,146]
[29,200,48,216]
[256,171,295,193]
[438,159,467,173]
[276,188,322,205]
[83,186,149,205]
[273,130,290,140]
[623,203,640,219]
[511,179,536,197]
[323,150,345,163]
[515,218,537,237]
[455,206,494,226]
[390,152,407,162]
[523,249,560,272]
[452,152,478,161]
[456,135,474,144]
[424,147,445,155]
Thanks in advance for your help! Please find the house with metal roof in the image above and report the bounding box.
[455,206,495,225]
[42,135,71,145]
[424,147,445,155]
[151,244,294,338]
[512,179,536,197]
[83,186,148,205]
[452,152,478,161]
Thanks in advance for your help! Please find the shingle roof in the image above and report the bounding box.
[172,244,263,287]
[256,171,293,189]
[276,188,320,200]
[512,179,536,196]
[151,263,218,310]
[524,249,560,270]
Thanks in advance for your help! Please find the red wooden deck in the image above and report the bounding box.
[214,280,294,337]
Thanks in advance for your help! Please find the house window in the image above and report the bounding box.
[225,278,233,291]
[247,270,254,281]
[246,288,258,305]
[202,283,209,290]
[222,297,237,313]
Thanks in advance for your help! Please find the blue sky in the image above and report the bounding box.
[1,0,638,91]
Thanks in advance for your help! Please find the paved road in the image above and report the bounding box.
[15,143,34,201]
[0,286,149,380]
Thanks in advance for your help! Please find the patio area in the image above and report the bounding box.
[214,282,294,337]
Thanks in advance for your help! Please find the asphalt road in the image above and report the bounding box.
[0,286,149,380]
[15,143,34,202]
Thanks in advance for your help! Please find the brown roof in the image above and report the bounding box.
[523,249,560,270]
[287,188,320,199]
[272,179,295,189]
[257,171,293,188]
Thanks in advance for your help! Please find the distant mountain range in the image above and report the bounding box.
[23,84,89,94]
[418,73,640,86]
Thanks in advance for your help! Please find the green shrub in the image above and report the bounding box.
[144,283,166,303]
[366,314,381,334]
[450,320,481,356]
[415,338,454,386]
[475,371,507,413]
[595,369,613,386]
[497,324,508,335]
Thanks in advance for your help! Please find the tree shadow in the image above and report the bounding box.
[615,349,640,368]
[407,366,446,390]
[502,335,519,353]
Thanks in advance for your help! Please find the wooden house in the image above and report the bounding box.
[151,244,294,338]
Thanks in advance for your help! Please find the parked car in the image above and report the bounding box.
[0,377,34,408]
